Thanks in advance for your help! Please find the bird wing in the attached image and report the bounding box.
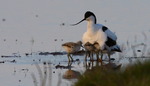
[102,26,117,41]
[102,26,121,52]
[95,24,117,41]
[95,24,121,51]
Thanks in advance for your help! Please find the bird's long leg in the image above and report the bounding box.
[96,51,99,61]
[67,54,71,62]
[108,53,111,63]
[88,51,91,61]
[88,51,91,60]
[90,51,94,61]
[70,54,74,62]
[96,60,100,66]
[100,51,103,65]
[91,59,94,68]
[68,61,72,69]
[100,51,103,61]
[85,51,88,61]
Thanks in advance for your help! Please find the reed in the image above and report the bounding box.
[31,62,54,86]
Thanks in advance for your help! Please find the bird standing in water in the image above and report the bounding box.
[71,11,121,62]
[84,42,95,61]
[62,41,82,62]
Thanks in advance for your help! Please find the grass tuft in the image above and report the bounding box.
[75,61,150,86]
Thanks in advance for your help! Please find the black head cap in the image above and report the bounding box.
[84,11,97,24]
[71,11,96,26]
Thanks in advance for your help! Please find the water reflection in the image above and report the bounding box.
[56,61,81,79]
[57,59,122,82]
[63,62,81,79]
[84,60,122,71]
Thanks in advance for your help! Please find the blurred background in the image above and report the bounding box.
[0,0,150,55]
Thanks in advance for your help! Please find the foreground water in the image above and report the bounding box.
[0,52,150,86]
[0,53,86,86]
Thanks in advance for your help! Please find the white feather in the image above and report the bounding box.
[82,21,107,50]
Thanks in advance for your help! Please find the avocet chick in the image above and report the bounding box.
[93,42,101,61]
[84,42,101,61]
[93,42,119,62]
[62,41,82,62]
[84,42,95,61]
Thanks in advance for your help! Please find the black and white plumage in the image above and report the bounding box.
[71,11,121,62]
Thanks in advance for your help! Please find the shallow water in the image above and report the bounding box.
[0,53,85,86]
[0,0,150,86]
[0,52,149,86]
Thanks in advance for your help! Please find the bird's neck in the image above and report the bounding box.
[87,20,95,33]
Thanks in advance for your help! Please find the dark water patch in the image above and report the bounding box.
[125,56,150,59]
[1,55,21,58]
[39,52,51,55]
[9,59,17,63]
[2,18,6,22]
[50,52,65,56]
[55,64,73,69]
[25,53,32,56]
[21,68,29,72]
[39,51,65,56]
[0,61,5,63]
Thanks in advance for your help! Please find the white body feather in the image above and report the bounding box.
[82,16,107,50]
[82,16,120,51]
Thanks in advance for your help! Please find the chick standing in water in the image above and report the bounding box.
[84,42,95,61]
[84,42,101,61]
[62,41,82,62]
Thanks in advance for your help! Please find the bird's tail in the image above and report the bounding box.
[110,44,122,52]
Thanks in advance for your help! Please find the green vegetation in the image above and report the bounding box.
[75,61,150,86]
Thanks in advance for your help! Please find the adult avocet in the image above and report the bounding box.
[71,11,121,62]
[62,41,82,62]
